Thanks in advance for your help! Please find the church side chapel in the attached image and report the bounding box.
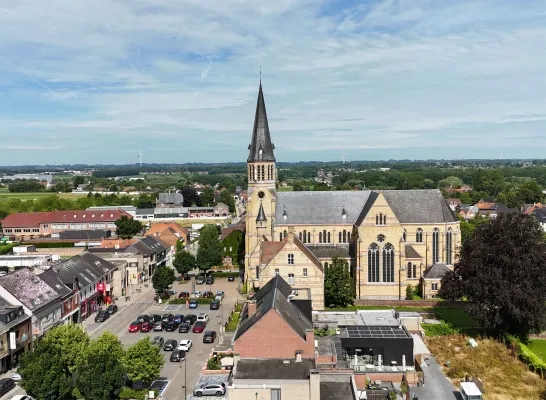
[244,81,461,309]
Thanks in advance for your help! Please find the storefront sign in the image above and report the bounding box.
[9,332,16,350]
[97,282,105,293]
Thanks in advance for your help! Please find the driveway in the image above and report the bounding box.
[412,356,460,400]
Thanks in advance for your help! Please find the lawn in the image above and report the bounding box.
[0,191,85,207]
[434,307,478,329]
[427,334,546,400]
[528,339,546,361]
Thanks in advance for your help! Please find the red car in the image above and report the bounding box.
[192,321,206,333]
[129,321,142,333]
[140,321,153,332]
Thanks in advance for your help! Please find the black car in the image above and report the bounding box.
[150,314,162,323]
[95,310,110,322]
[173,314,184,324]
[205,276,215,284]
[162,313,174,323]
[228,275,235,282]
[203,331,217,344]
[210,300,220,310]
[163,339,177,351]
[178,322,191,333]
[185,314,197,325]
[170,349,185,362]
[0,378,15,396]
[153,321,166,331]
[151,336,165,347]
[165,320,179,331]
[137,315,151,323]
[106,304,118,315]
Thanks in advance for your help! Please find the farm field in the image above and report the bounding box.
[0,190,86,207]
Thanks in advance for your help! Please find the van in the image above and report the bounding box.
[460,382,483,400]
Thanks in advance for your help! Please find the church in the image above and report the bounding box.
[244,82,461,309]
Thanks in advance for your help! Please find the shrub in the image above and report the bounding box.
[240,283,248,294]
[0,244,16,255]
[422,323,457,337]
[210,271,239,278]
[508,335,546,377]
[169,297,214,304]
[119,387,155,400]
[27,242,75,248]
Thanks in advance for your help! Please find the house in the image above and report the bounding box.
[1,209,132,240]
[221,221,246,241]
[156,192,184,207]
[146,222,190,246]
[459,205,478,220]
[523,202,543,215]
[532,207,546,231]
[233,275,315,359]
[0,296,32,373]
[188,206,215,218]
[477,200,517,218]
[214,202,230,217]
[0,268,62,341]
[100,238,138,249]
[125,236,169,277]
[37,268,78,324]
[221,227,245,268]
[420,263,452,299]
[446,198,462,211]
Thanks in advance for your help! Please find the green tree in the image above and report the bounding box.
[123,337,164,385]
[440,213,546,340]
[152,266,176,293]
[73,176,85,188]
[114,215,143,239]
[438,176,464,189]
[324,257,355,308]
[200,187,215,206]
[75,332,126,400]
[196,225,222,271]
[173,250,196,275]
[218,190,236,213]
[176,239,183,253]
[20,324,90,400]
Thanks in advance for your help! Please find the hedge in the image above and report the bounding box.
[508,335,546,377]
[169,297,215,304]
[209,271,239,278]
[25,242,75,248]
[0,244,16,255]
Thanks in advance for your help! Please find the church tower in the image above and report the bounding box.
[244,81,276,286]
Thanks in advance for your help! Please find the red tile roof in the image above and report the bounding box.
[1,209,132,228]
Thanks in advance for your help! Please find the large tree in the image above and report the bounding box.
[200,187,215,207]
[114,215,143,239]
[173,250,196,275]
[75,332,125,400]
[181,187,201,207]
[152,265,176,293]
[324,257,355,308]
[20,324,90,400]
[196,224,222,272]
[123,337,164,385]
[218,190,236,213]
[440,212,546,340]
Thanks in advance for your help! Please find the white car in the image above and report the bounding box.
[197,313,209,323]
[177,339,193,352]
[191,291,202,298]
[11,396,36,400]
[11,372,21,381]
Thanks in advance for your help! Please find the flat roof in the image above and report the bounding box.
[460,382,482,396]
[234,359,315,380]
[314,310,400,327]
[341,325,410,339]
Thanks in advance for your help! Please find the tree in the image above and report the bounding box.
[218,190,236,213]
[173,250,196,275]
[176,239,184,253]
[200,187,215,206]
[196,225,222,272]
[114,215,142,239]
[123,337,164,385]
[152,266,176,293]
[181,186,201,207]
[439,213,546,340]
[73,176,85,188]
[324,257,355,308]
[75,332,125,400]
[20,324,90,400]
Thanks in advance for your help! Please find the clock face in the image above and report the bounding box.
[258,191,265,199]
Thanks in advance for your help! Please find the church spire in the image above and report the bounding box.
[248,80,275,162]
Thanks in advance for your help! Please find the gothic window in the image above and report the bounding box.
[407,262,417,279]
[446,228,453,265]
[368,243,380,283]
[376,215,379,225]
[432,228,440,263]
[299,232,303,241]
[283,230,287,239]
[303,230,307,243]
[383,214,387,225]
[255,266,260,279]
[382,243,395,283]
[323,230,326,243]
[403,229,407,242]
[307,232,311,243]
[339,232,342,243]
[343,230,347,243]
[377,234,386,243]
[347,232,351,242]
[319,232,322,243]
[279,232,283,241]
[416,228,423,243]
[413,264,417,278]
[407,262,413,279]
[327,232,331,243]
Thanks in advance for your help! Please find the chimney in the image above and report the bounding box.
[295,350,302,363]
[247,301,257,317]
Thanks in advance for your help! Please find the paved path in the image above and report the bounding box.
[412,356,460,400]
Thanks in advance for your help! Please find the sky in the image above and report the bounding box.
[1,0,546,165]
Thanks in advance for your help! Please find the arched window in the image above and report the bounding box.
[368,243,380,282]
[446,228,453,265]
[383,214,387,225]
[339,232,342,243]
[347,232,351,242]
[307,232,311,243]
[379,213,383,225]
[279,232,283,241]
[255,266,260,279]
[407,262,413,279]
[376,215,379,225]
[432,228,440,263]
[413,264,417,278]
[327,232,331,243]
[403,229,407,242]
[319,232,322,243]
[382,243,395,282]
[299,232,303,241]
[343,230,347,243]
[303,230,307,243]
[416,228,423,243]
[283,230,287,239]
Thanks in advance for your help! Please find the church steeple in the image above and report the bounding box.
[248,82,275,162]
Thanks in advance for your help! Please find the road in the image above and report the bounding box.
[412,356,460,400]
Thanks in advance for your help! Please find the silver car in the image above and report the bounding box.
[193,382,226,397]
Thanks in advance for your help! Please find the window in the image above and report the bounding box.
[275,268,280,275]
[382,243,395,283]
[303,230,307,243]
[431,282,439,291]
[283,230,287,239]
[416,228,423,243]
[324,262,329,269]
[303,268,308,277]
[279,232,283,241]
[299,232,303,241]
[376,213,386,226]
[432,228,440,263]
[347,232,351,242]
[307,232,311,243]
[288,254,294,265]
[445,228,453,265]
[255,266,260,280]
[327,232,331,243]
[403,229,407,242]
[319,232,322,243]
[368,243,380,282]
[271,388,281,400]
[288,273,295,285]
[339,232,342,243]
[407,262,417,279]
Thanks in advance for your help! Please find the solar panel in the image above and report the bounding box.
[344,325,408,338]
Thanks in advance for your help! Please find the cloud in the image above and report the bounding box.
[0,0,545,164]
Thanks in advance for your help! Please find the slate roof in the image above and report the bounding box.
[125,236,168,256]
[234,358,315,380]
[157,192,183,205]
[234,275,312,341]
[423,263,451,279]
[53,252,117,289]
[305,245,350,259]
[381,190,457,223]
[405,244,422,259]
[38,268,73,298]
[248,82,275,162]
[276,191,372,225]
[532,207,546,223]
[0,297,30,333]
[0,268,60,311]
[320,374,355,400]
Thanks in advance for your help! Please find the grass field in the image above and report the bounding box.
[528,339,546,361]
[278,186,293,192]
[0,191,86,207]
[434,307,478,329]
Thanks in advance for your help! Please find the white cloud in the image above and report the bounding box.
[0,0,545,164]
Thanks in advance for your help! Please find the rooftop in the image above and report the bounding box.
[0,268,60,310]
[233,358,315,380]
[1,209,131,228]
[313,310,401,327]
[320,374,355,400]
[341,325,409,339]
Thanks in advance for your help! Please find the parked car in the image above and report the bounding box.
[170,349,185,362]
[177,339,193,352]
[193,382,226,397]
[150,314,162,323]
[165,321,179,331]
[137,315,151,323]
[178,291,190,299]
[189,300,198,309]
[166,289,176,296]
[95,310,110,322]
[173,314,184,324]
[197,313,209,323]
[228,275,235,282]
[210,300,220,310]
[163,339,177,351]
[203,331,217,344]
[106,304,118,315]
[129,321,142,333]
[202,291,214,299]
[178,322,191,333]
[205,275,215,284]
[140,321,153,333]
[185,314,197,325]
[151,336,165,347]
[11,395,36,400]
[153,321,166,331]
[196,276,205,285]
[191,291,202,298]
[162,314,174,323]
[192,321,206,333]
[0,378,15,397]
[215,290,225,300]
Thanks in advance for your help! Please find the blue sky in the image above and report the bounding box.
[1,0,546,165]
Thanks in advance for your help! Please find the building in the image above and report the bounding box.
[244,82,461,307]
[1,209,132,240]
[100,238,138,249]
[0,297,32,372]
[156,192,184,207]
[125,236,169,276]
[86,205,137,217]
[37,268,78,324]
[5,174,53,185]
[0,254,54,273]
[146,222,190,247]
[420,263,452,299]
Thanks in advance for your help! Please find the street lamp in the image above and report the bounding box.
[180,360,187,399]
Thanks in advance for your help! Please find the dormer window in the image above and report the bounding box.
[342,207,347,219]
[282,206,287,220]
